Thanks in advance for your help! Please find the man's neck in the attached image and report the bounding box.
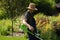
[28,10,33,13]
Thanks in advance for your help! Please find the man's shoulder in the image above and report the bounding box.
[24,10,30,16]
[25,10,30,14]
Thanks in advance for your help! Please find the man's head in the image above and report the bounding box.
[27,3,38,11]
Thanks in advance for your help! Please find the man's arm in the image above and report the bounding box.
[23,19,34,32]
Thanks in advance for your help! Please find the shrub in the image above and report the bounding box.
[0,8,7,19]
[34,13,60,40]
[0,19,12,36]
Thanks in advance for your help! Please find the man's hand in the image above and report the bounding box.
[23,19,34,32]
[28,26,34,32]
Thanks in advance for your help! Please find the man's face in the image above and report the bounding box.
[29,5,36,11]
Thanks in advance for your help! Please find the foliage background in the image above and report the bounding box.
[0,0,60,40]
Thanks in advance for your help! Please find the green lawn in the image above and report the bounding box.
[0,36,27,40]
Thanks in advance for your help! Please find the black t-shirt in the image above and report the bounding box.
[25,11,37,34]
[24,10,37,33]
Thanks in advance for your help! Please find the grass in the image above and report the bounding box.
[0,36,27,40]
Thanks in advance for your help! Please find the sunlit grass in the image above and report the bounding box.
[0,36,27,40]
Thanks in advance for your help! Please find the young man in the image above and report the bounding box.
[23,3,39,40]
